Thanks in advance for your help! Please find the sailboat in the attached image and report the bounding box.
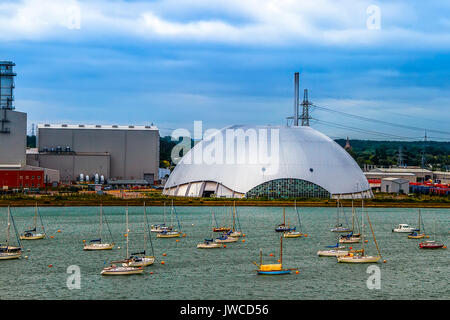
[124,202,155,267]
[330,199,351,233]
[20,202,46,240]
[408,209,426,239]
[419,219,445,249]
[284,200,305,238]
[213,205,232,233]
[84,204,115,250]
[197,211,223,249]
[0,206,22,260]
[157,200,182,238]
[151,202,173,233]
[253,236,297,275]
[275,208,296,232]
[337,196,382,263]
[101,207,144,275]
[339,200,361,243]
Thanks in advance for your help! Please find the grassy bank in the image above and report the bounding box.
[0,192,449,208]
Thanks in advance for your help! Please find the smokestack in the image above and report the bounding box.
[294,72,299,126]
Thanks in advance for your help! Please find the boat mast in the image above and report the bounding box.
[283,207,286,225]
[366,211,381,257]
[99,204,103,241]
[280,236,283,267]
[126,206,129,258]
[232,201,236,232]
[361,194,365,256]
[33,202,38,230]
[6,206,11,248]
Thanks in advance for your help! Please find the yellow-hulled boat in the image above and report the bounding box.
[408,233,426,239]
[157,231,181,238]
[283,231,304,238]
[254,236,297,275]
[20,233,45,240]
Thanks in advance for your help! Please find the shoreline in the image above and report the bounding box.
[1,199,449,208]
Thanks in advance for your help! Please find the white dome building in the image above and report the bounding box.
[163,125,372,199]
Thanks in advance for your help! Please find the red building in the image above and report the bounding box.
[0,169,44,189]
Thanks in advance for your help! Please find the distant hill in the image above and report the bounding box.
[335,139,450,170]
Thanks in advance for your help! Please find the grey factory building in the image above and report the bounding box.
[27,124,160,184]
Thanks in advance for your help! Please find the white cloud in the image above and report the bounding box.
[0,0,449,48]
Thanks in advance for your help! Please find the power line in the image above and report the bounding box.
[312,104,450,136]
[311,119,423,140]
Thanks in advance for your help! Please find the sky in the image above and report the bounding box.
[1,0,450,140]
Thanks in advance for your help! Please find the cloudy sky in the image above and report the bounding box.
[1,0,450,140]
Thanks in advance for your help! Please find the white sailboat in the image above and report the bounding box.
[284,200,305,238]
[337,196,381,263]
[197,210,223,249]
[20,202,46,240]
[0,206,22,260]
[339,200,361,243]
[330,198,351,233]
[151,202,173,233]
[124,202,155,267]
[84,204,115,250]
[156,200,182,238]
[101,207,144,275]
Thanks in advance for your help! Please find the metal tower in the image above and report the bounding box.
[293,72,299,126]
[0,61,16,134]
[301,89,312,126]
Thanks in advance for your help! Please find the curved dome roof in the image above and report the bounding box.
[164,125,371,197]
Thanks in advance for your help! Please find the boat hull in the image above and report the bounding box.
[337,255,381,263]
[257,270,291,275]
[331,227,352,233]
[157,232,181,238]
[101,267,144,275]
[0,252,22,260]
[20,233,45,240]
[419,243,444,249]
[197,243,222,249]
[126,257,155,267]
[283,232,304,238]
[408,234,426,239]
[317,250,349,257]
[339,237,360,243]
[214,237,238,243]
[83,243,115,250]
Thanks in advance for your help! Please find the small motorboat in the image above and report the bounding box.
[419,240,444,249]
[392,224,418,233]
[197,239,222,249]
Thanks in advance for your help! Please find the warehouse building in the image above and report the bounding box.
[29,124,160,183]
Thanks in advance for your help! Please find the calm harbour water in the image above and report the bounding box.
[0,205,448,300]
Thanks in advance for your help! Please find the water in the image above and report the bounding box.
[0,206,448,300]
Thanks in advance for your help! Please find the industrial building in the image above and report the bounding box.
[163,73,372,199]
[0,61,60,189]
[28,124,160,184]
